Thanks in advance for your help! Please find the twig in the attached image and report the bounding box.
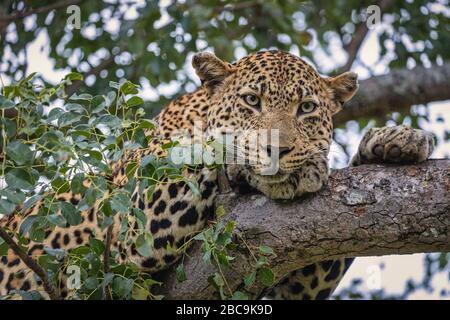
[102,224,114,300]
[0,227,60,300]
[339,0,394,72]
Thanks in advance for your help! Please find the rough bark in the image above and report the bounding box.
[335,62,450,125]
[157,160,450,299]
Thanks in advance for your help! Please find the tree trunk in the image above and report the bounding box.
[157,160,450,299]
[335,63,450,125]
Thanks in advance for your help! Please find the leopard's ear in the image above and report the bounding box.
[326,71,358,114]
[192,52,234,91]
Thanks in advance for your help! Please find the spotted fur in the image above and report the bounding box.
[0,50,433,299]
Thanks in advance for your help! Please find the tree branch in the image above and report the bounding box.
[0,227,60,300]
[0,0,84,27]
[339,0,394,72]
[157,160,450,299]
[335,62,450,125]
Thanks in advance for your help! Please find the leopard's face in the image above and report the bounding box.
[193,50,358,199]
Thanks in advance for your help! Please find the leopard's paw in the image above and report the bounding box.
[351,125,435,166]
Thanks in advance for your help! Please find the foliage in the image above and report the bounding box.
[176,205,277,300]
[0,73,205,299]
[1,1,448,116]
[0,73,275,300]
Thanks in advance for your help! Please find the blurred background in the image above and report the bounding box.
[0,0,449,299]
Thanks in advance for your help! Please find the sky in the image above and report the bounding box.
[1,1,449,299]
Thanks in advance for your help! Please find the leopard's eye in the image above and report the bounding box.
[298,101,317,115]
[242,94,261,109]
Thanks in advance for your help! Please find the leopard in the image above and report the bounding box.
[0,50,434,300]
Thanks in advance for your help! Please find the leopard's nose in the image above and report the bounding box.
[266,145,293,159]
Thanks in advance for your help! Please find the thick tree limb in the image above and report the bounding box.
[158,160,450,299]
[335,63,450,125]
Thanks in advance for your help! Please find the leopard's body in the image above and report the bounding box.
[0,50,434,299]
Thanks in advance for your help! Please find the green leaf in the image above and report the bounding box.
[18,290,42,300]
[213,272,224,287]
[139,119,157,129]
[231,291,249,300]
[224,221,235,233]
[71,173,85,194]
[89,238,105,255]
[44,247,65,260]
[120,81,139,95]
[90,95,106,113]
[1,118,16,137]
[110,193,131,214]
[29,227,45,243]
[0,241,9,256]
[5,168,36,190]
[256,256,268,267]
[132,286,150,300]
[102,272,115,290]
[258,267,275,287]
[47,214,67,228]
[60,202,82,226]
[202,249,212,263]
[51,176,70,194]
[135,233,153,257]
[215,205,226,219]
[84,276,99,291]
[243,271,256,289]
[65,103,86,113]
[126,96,144,107]
[65,72,83,81]
[133,208,147,228]
[58,112,82,127]
[5,141,34,165]
[70,93,92,101]
[0,95,15,109]
[19,215,39,236]
[46,108,65,122]
[96,114,121,129]
[125,161,139,179]
[23,194,42,211]
[162,140,179,150]
[258,245,275,256]
[176,264,187,282]
[112,277,134,299]
[0,199,16,215]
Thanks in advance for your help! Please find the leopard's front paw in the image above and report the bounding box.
[351,125,435,166]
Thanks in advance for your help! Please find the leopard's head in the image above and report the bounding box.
[192,50,358,199]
